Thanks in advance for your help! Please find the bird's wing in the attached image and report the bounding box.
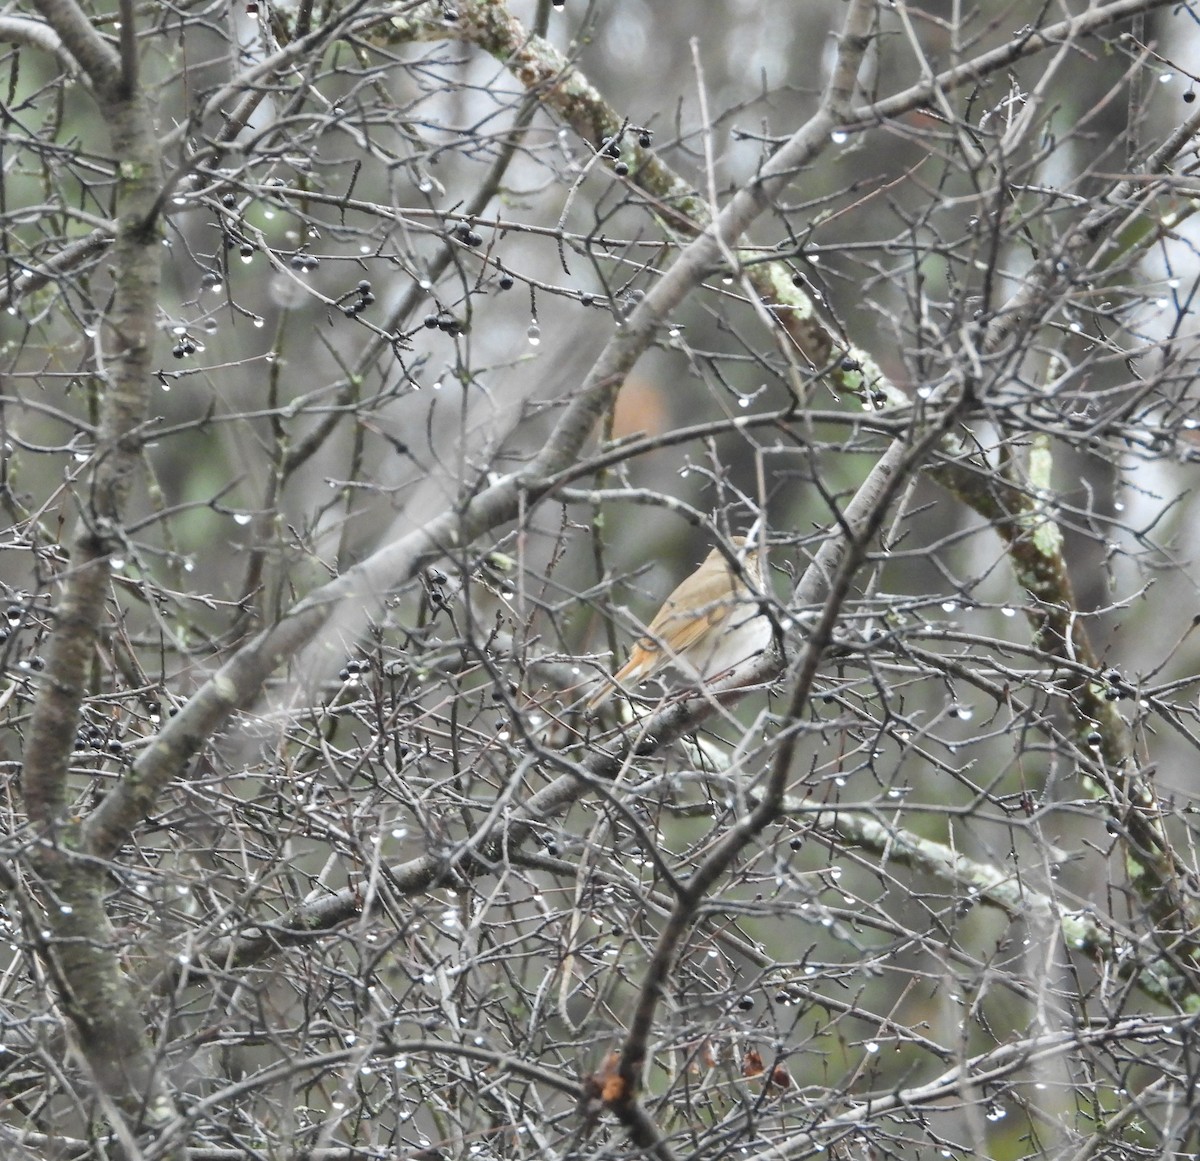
[639,597,732,657]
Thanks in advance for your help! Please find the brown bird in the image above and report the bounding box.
[587,536,771,712]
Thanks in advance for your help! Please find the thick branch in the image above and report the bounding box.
[18,0,180,1143]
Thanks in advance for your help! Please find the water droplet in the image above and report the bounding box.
[233,512,253,526]
[865,1041,879,1053]
[1001,606,1016,617]
[830,129,848,144]
[527,323,541,346]
[1160,72,1174,84]
[942,600,958,612]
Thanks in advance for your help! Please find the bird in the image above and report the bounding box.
[587,536,771,712]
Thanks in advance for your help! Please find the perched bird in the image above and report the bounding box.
[587,536,771,712]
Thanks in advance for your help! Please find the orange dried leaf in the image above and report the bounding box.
[595,1052,626,1104]
[601,1073,626,1103]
